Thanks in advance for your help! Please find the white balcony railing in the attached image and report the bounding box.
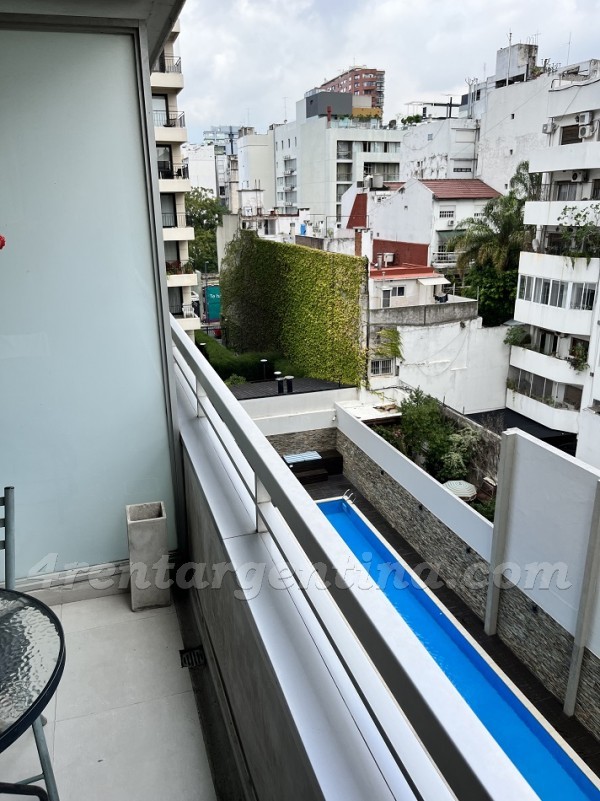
[169,318,541,801]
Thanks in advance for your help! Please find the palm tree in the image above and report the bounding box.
[509,160,542,201]
[448,191,531,274]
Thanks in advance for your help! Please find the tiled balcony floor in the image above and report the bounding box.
[0,593,217,801]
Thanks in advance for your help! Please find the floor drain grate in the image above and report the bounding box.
[180,646,206,669]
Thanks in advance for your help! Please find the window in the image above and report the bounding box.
[385,142,401,153]
[593,179,600,200]
[371,359,393,376]
[518,275,533,301]
[152,94,169,126]
[561,124,581,145]
[160,194,176,227]
[453,167,472,173]
[337,163,352,181]
[439,208,455,219]
[382,289,391,308]
[555,182,578,201]
[392,286,405,297]
[337,141,352,159]
[428,134,434,141]
[549,281,567,307]
[156,144,172,178]
[571,283,596,310]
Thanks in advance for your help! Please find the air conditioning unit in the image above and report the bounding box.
[576,111,593,125]
[542,121,556,134]
[447,219,455,227]
[579,124,594,139]
[383,252,394,264]
[571,171,588,182]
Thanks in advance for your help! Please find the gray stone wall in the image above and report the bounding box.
[268,428,337,455]
[336,429,600,741]
[337,430,488,617]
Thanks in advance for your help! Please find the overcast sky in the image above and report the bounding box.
[178,0,600,144]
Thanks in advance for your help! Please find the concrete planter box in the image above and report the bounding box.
[126,501,170,611]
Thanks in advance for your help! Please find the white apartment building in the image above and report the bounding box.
[342,178,500,272]
[507,62,600,468]
[183,142,217,193]
[366,262,508,413]
[151,21,199,337]
[237,94,404,227]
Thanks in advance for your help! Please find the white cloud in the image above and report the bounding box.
[178,0,600,142]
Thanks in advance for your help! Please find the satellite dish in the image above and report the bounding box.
[532,238,540,252]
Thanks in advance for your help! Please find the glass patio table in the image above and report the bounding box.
[0,588,65,799]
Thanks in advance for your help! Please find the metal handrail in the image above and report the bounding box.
[162,212,191,228]
[153,110,186,128]
[157,162,189,180]
[152,56,182,74]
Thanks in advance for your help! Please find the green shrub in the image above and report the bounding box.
[194,333,304,382]
[225,374,247,386]
[472,499,496,522]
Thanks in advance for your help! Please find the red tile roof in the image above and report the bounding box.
[419,179,500,200]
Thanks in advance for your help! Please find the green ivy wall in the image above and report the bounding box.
[221,232,366,384]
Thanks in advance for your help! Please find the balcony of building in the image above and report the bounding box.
[154,111,187,143]
[157,162,191,192]
[0,592,217,801]
[528,141,600,175]
[162,213,194,241]
[150,58,184,91]
[506,365,582,433]
[510,344,586,385]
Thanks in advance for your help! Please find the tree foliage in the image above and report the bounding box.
[448,193,530,274]
[447,162,538,326]
[373,388,480,483]
[185,188,224,273]
[221,231,365,384]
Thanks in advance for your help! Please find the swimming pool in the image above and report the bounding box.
[318,496,600,801]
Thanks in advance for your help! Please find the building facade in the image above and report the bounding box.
[151,21,199,338]
[507,63,600,467]
[317,66,385,111]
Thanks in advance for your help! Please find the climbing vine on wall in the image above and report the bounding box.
[221,231,365,384]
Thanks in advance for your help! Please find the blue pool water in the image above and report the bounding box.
[318,498,600,801]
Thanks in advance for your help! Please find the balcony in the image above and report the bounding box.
[510,345,584,385]
[0,593,216,801]
[158,162,191,192]
[161,213,194,241]
[506,388,580,432]
[150,58,184,91]
[525,198,600,227]
[170,303,200,331]
[431,251,460,265]
[154,111,187,143]
[528,141,600,174]
[152,56,181,74]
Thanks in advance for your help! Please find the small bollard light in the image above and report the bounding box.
[285,375,294,394]
[276,377,285,395]
[260,358,268,380]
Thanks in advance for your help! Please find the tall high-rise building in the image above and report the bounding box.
[317,66,385,111]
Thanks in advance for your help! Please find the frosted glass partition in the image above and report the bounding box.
[0,29,176,577]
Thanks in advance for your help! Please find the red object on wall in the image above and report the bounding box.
[0,235,6,250]
[348,193,367,229]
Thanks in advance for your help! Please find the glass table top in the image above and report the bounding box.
[0,590,65,751]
